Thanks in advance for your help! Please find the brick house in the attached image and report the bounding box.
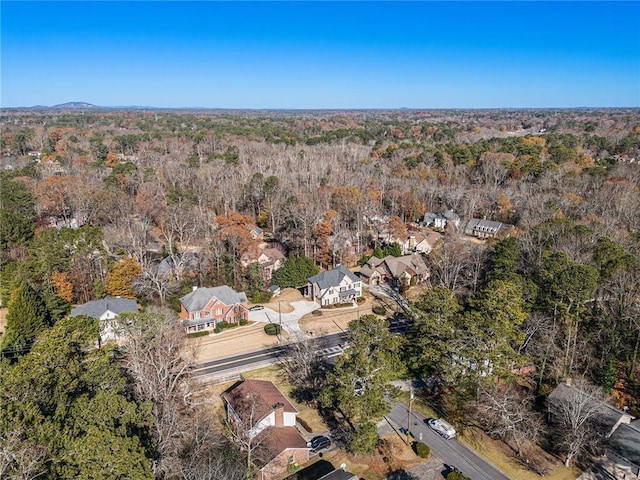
[222,380,310,480]
[179,285,248,333]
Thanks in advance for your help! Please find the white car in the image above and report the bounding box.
[427,418,456,439]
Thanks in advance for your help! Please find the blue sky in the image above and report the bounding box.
[2,1,639,108]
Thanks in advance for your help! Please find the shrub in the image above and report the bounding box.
[312,310,323,316]
[264,323,282,335]
[239,319,248,326]
[372,305,386,315]
[188,330,209,338]
[356,296,366,304]
[415,442,430,458]
[446,472,470,480]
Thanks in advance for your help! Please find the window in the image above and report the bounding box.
[216,308,223,315]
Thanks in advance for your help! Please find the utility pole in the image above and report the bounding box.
[406,386,414,446]
[278,300,282,328]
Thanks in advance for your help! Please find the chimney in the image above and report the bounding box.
[192,286,198,292]
[565,378,572,386]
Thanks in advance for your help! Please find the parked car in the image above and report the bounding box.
[427,418,456,439]
[307,435,331,452]
[248,305,264,311]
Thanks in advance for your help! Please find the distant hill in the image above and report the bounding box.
[50,102,101,109]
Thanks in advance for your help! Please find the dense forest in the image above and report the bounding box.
[1,108,639,478]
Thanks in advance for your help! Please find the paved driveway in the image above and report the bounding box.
[248,300,319,335]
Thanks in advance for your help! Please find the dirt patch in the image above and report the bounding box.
[252,288,304,313]
[0,308,7,337]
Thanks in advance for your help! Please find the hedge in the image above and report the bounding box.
[415,442,430,458]
[372,305,386,315]
[188,330,209,338]
[264,323,282,335]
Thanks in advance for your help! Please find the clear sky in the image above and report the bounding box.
[2,1,639,109]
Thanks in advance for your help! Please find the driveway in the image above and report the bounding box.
[248,300,320,335]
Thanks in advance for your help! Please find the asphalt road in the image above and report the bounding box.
[387,402,511,480]
[192,331,348,378]
[192,318,412,379]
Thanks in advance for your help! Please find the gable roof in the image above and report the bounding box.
[607,421,640,468]
[362,254,429,280]
[180,286,248,312]
[548,383,635,434]
[70,297,138,318]
[222,379,297,422]
[307,265,359,289]
[466,218,511,234]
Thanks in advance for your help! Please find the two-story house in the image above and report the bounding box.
[71,296,138,342]
[359,254,430,289]
[306,265,362,306]
[240,245,285,282]
[222,379,309,480]
[179,285,248,333]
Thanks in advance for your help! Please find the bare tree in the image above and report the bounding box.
[279,332,329,403]
[547,380,608,467]
[133,265,179,306]
[474,382,545,458]
[116,309,199,478]
[0,429,48,480]
[224,388,276,479]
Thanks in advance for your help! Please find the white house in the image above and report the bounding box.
[70,296,138,342]
[307,265,362,306]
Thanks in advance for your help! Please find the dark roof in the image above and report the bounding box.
[180,286,247,312]
[466,218,511,233]
[70,297,137,318]
[307,265,359,289]
[607,422,640,467]
[318,469,359,480]
[548,383,634,433]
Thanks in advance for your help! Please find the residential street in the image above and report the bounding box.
[386,402,512,480]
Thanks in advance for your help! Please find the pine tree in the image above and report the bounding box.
[1,281,51,355]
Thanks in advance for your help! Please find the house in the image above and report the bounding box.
[249,225,264,241]
[464,218,512,239]
[405,231,441,255]
[547,380,638,477]
[179,285,248,333]
[157,252,199,280]
[306,265,362,306]
[240,245,285,281]
[606,421,640,477]
[423,210,461,231]
[547,381,635,437]
[318,468,359,480]
[70,296,138,342]
[359,254,430,289]
[222,380,310,480]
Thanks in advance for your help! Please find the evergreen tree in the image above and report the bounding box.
[1,281,51,355]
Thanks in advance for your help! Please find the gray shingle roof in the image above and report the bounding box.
[70,297,138,318]
[608,422,640,467]
[307,265,359,289]
[180,286,248,312]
